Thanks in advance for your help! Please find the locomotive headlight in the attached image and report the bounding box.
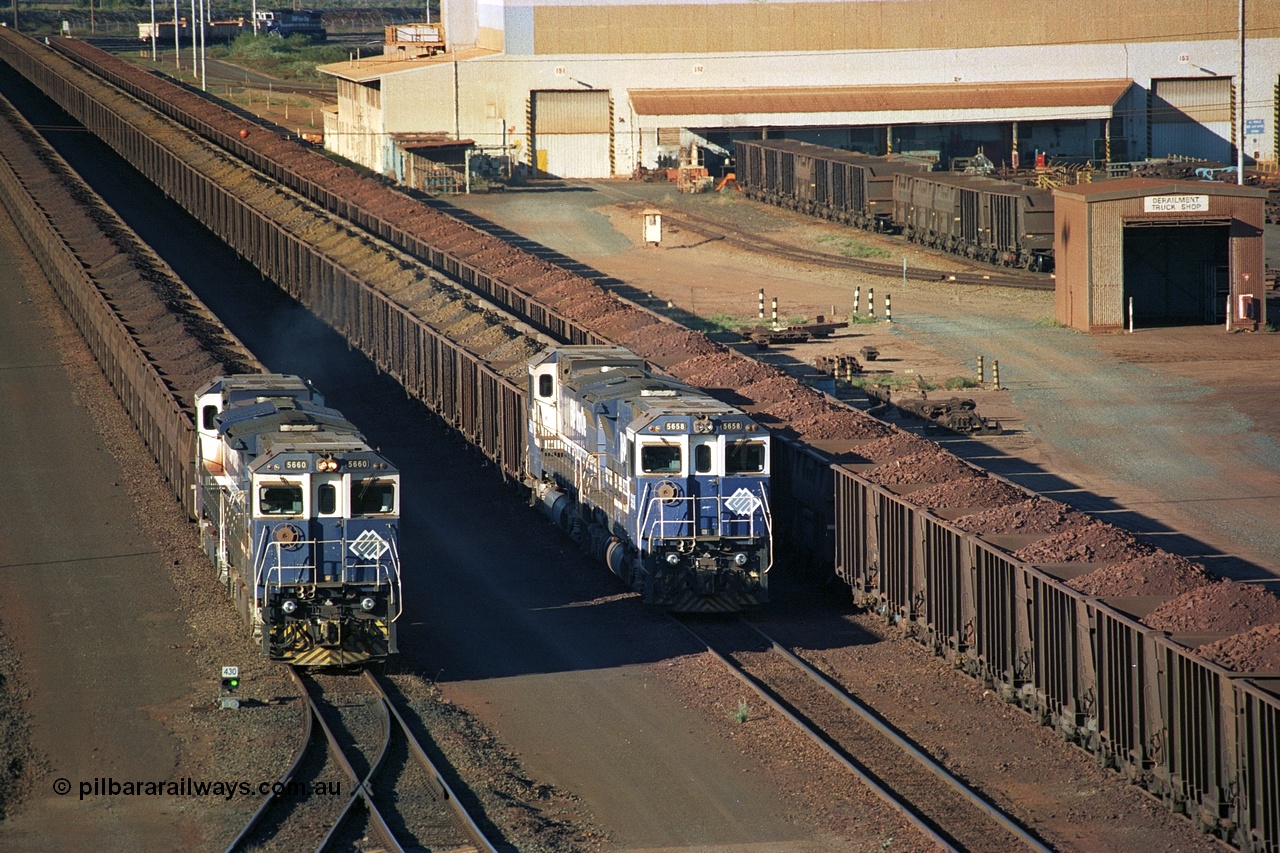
[665,552,681,566]
[317,456,339,472]
[733,552,749,567]
[281,599,298,614]
[360,596,377,612]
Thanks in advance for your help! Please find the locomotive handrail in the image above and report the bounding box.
[752,482,775,574]
[385,538,403,622]
[637,487,771,547]
[253,535,402,612]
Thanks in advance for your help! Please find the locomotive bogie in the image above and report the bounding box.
[527,346,772,612]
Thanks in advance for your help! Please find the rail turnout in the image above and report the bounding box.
[227,668,497,852]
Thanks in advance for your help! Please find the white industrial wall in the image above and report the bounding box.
[357,34,1277,177]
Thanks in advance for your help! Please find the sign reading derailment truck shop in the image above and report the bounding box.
[1143,194,1209,213]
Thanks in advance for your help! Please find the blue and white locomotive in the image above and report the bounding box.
[195,375,401,666]
[527,346,772,612]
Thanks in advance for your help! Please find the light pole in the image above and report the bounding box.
[1237,0,1244,185]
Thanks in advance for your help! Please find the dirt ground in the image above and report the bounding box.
[449,182,1280,582]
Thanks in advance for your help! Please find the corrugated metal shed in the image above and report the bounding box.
[1053,179,1268,332]
[630,79,1133,119]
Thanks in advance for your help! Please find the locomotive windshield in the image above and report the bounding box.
[726,440,767,474]
[353,479,396,515]
[640,442,682,475]
[260,484,303,515]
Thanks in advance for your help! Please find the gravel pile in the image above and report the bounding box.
[904,476,1027,510]
[1065,553,1216,597]
[669,351,780,389]
[1196,624,1280,673]
[854,431,942,463]
[790,409,894,441]
[1143,582,1280,634]
[1012,520,1153,564]
[862,451,976,485]
[952,497,1090,535]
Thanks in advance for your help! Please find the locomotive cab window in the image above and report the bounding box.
[353,479,396,515]
[639,442,682,475]
[202,404,219,430]
[726,440,767,474]
[317,483,337,515]
[259,484,303,515]
[538,374,554,398]
[695,444,713,474]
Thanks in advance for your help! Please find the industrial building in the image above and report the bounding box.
[319,0,1280,183]
[1053,179,1268,331]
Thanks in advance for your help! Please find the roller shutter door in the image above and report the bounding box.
[532,90,613,178]
[1150,78,1233,164]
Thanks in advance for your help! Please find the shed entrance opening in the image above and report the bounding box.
[1121,222,1229,326]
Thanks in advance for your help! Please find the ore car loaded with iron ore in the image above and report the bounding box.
[195,375,402,666]
[527,346,773,612]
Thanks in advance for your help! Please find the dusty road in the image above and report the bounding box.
[446,180,1280,583]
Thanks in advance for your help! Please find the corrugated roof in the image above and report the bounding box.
[319,46,498,83]
[394,133,475,151]
[629,79,1133,117]
[1053,178,1270,201]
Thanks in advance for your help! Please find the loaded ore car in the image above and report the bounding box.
[735,138,932,230]
[195,375,401,666]
[893,171,1055,270]
[526,346,772,612]
[736,137,1055,271]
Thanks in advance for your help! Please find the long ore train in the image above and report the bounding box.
[4,28,1276,850]
[734,138,1057,271]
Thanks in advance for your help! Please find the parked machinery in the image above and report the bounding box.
[195,375,401,666]
[526,346,772,612]
[254,8,326,41]
[735,138,1055,271]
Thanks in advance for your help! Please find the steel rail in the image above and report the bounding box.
[291,668,402,853]
[222,679,315,853]
[672,616,955,851]
[743,621,1052,853]
[318,674,399,852]
[629,203,1055,291]
[362,670,500,853]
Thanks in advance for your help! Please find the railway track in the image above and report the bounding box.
[607,198,1056,291]
[5,32,1275,852]
[677,616,1051,853]
[228,668,497,852]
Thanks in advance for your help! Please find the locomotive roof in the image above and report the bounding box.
[219,396,372,456]
[543,345,757,425]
